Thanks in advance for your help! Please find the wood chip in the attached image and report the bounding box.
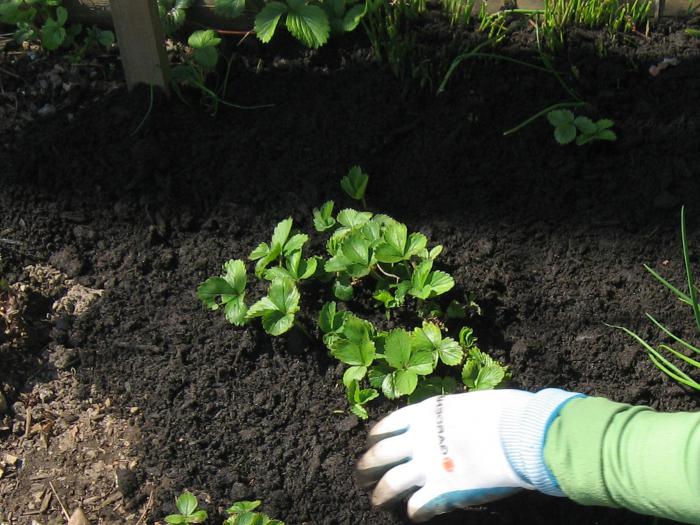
[4,453,18,465]
[67,507,90,525]
[39,489,52,513]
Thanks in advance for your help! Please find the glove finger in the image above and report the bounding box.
[371,461,425,508]
[407,486,522,523]
[366,404,418,447]
[356,433,414,488]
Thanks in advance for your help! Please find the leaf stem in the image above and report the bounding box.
[503,101,586,136]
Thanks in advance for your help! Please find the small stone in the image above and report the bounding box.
[129,407,139,414]
[37,104,56,117]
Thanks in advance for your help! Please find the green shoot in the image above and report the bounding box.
[346,380,379,419]
[246,278,301,336]
[165,492,207,524]
[341,166,369,208]
[197,259,248,326]
[263,251,319,282]
[224,500,284,525]
[313,200,336,232]
[614,207,700,391]
[409,259,455,299]
[413,321,464,366]
[461,346,509,390]
[547,110,617,145]
[250,218,309,277]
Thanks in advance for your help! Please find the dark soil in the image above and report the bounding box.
[3,15,700,525]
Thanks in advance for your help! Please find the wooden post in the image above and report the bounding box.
[109,0,170,91]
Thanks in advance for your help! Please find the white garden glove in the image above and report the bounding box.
[356,389,583,522]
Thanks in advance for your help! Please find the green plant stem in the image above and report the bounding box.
[502,101,585,136]
[131,82,155,136]
[680,206,700,334]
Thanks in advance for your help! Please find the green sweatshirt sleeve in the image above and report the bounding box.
[543,396,700,524]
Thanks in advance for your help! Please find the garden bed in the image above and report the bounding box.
[2,16,700,525]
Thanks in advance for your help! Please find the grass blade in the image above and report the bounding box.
[680,206,700,334]
[645,313,700,356]
[643,264,693,306]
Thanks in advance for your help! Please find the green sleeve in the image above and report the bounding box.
[544,396,700,524]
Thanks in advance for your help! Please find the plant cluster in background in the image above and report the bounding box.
[614,207,700,391]
[198,167,509,418]
[0,0,114,57]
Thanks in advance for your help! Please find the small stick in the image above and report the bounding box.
[49,481,70,521]
[134,489,155,525]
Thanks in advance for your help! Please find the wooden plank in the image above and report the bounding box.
[109,0,170,91]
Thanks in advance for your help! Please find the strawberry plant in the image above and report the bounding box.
[198,166,509,418]
[224,500,284,525]
[165,492,207,524]
[547,110,617,146]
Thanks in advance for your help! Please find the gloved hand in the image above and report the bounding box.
[356,388,582,522]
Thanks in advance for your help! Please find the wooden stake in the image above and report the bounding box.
[109,0,170,92]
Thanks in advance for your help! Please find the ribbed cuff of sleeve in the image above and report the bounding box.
[499,388,585,497]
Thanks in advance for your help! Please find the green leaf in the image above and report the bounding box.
[227,501,262,514]
[474,363,506,390]
[215,0,246,18]
[246,279,300,335]
[554,122,577,145]
[313,200,336,231]
[332,273,354,301]
[546,109,574,127]
[341,166,369,202]
[165,515,187,524]
[436,338,463,366]
[339,232,373,278]
[56,6,68,26]
[285,0,330,48]
[176,492,198,516]
[383,329,412,370]
[350,403,369,419]
[330,317,375,366]
[368,364,389,389]
[428,270,455,296]
[409,376,458,402]
[343,365,367,387]
[412,321,442,352]
[394,369,418,396]
[224,295,248,326]
[41,18,66,51]
[341,3,364,31]
[336,209,373,229]
[283,233,308,255]
[254,1,288,42]
[597,129,617,141]
[459,326,477,348]
[597,119,614,130]
[319,301,347,334]
[574,116,597,135]
[189,29,221,68]
[223,259,247,295]
[271,218,293,250]
[446,300,467,319]
[94,28,114,47]
[375,222,427,263]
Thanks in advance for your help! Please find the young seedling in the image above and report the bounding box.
[340,166,369,208]
[461,346,509,390]
[312,200,336,232]
[611,207,700,391]
[197,259,248,326]
[250,218,309,277]
[375,221,427,264]
[165,492,207,524]
[547,110,617,146]
[318,301,349,347]
[346,379,379,419]
[246,278,301,336]
[224,500,284,525]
